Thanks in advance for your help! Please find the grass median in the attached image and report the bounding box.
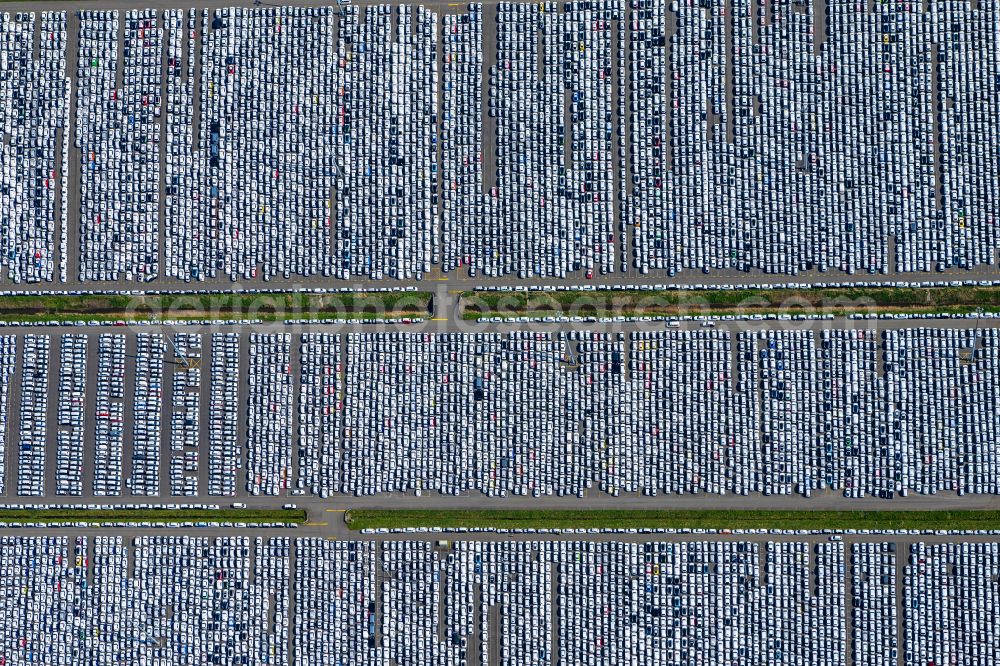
[0,292,432,322]
[344,509,1000,531]
[0,508,306,524]
[461,286,1000,320]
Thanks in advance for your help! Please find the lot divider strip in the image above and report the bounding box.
[461,286,1000,319]
[0,292,433,322]
[345,508,1000,531]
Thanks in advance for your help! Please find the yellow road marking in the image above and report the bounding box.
[304,522,328,526]
[436,277,449,281]
[431,317,448,321]
[324,509,347,513]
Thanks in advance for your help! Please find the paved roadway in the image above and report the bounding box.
[2,521,999,542]
[0,264,996,296]
[7,487,1000,539]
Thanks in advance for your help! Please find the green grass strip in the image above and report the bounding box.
[0,292,431,322]
[0,508,306,524]
[345,509,1000,531]
[462,305,1000,321]
[461,287,1000,319]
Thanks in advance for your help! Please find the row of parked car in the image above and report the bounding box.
[169,333,202,496]
[440,3,621,278]
[16,335,49,496]
[0,326,999,497]
[298,333,342,498]
[0,12,66,284]
[904,542,1000,666]
[92,334,126,495]
[54,334,87,495]
[344,327,1000,498]
[247,333,293,496]
[0,535,294,664]
[852,542,899,666]
[0,336,13,491]
[208,332,241,496]
[129,333,164,496]
[76,10,162,283]
[630,0,999,276]
[163,4,439,283]
[330,5,439,280]
[5,3,1000,283]
[1,535,996,665]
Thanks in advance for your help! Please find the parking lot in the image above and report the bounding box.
[2,0,1000,661]
[0,308,991,662]
[0,0,999,292]
[0,310,995,661]
[0,529,996,665]
[0,317,995,505]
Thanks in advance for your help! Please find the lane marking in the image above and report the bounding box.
[324,509,347,513]
[304,522,328,526]
[431,317,448,321]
